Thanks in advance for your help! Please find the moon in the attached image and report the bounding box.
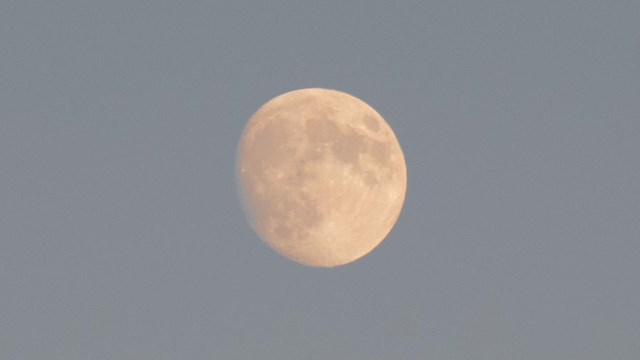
[236,88,407,267]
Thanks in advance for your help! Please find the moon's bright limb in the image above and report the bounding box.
[236,88,407,267]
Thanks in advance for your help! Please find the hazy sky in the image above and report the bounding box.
[1,1,639,359]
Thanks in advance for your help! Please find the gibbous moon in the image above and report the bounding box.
[236,88,407,267]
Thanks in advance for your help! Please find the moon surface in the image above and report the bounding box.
[236,88,407,267]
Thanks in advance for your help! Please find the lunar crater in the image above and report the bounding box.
[363,114,380,132]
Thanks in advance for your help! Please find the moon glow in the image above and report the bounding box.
[236,88,407,267]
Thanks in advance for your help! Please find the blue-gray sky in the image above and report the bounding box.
[1,1,639,359]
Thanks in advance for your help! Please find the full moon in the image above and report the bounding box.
[236,88,407,267]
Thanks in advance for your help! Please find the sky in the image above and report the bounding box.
[1,0,639,359]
